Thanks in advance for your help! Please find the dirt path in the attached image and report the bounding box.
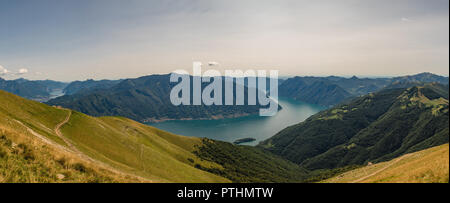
[16,109,151,182]
[14,119,74,154]
[351,154,412,183]
[54,110,76,149]
[52,109,153,182]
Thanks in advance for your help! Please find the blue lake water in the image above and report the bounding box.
[147,97,325,146]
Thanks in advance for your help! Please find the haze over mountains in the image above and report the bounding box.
[2,72,446,105]
[279,72,449,106]
[0,77,67,102]
[62,79,123,96]
[43,72,449,122]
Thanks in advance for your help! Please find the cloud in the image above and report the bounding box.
[17,68,29,75]
[401,17,412,22]
[0,66,30,76]
[208,62,219,66]
[0,65,9,75]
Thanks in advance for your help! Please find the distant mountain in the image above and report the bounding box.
[279,77,353,106]
[260,83,449,171]
[392,72,449,84]
[63,79,123,95]
[47,74,274,122]
[0,77,67,101]
[329,76,391,96]
[279,72,448,106]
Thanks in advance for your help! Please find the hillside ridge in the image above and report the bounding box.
[260,83,449,171]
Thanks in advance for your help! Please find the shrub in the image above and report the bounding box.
[72,163,87,173]
[0,147,6,158]
[56,158,67,167]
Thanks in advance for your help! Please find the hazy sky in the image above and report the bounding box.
[0,0,448,81]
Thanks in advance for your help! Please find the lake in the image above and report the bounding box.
[147,97,325,146]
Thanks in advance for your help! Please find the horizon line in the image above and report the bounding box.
[1,71,449,83]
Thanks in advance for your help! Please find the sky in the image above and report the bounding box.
[0,0,448,81]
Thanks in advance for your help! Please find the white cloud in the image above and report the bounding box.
[17,68,29,75]
[0,66,31,77]
[208,62,219,66]
[0,65,9,75]
[401,17,412,22]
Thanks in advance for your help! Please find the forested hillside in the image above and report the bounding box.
[261,83,449,170]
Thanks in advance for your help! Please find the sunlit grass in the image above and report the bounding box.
[323,144,449,183]
[0,90,229,183]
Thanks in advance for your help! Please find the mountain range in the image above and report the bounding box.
[62,79,123,95]
[0,77,67,102]
[45,72,448,123]
[46,74,273,122]
[279,72,448,106]
[260,83,449,171]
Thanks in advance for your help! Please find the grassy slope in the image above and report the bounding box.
[323,144,449,183]
[61,112,228,182]
[0,90,228,183]
[0,122,143,183]
[0,90,144,182]
[1,90,306,183]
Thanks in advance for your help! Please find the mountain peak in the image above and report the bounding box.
[415,72,435,76]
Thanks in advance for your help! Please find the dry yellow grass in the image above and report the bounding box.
[0,124,145,183]
[323,144,449,183]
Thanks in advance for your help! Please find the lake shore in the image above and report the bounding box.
[143,113,253,123]
[147,98,325,146]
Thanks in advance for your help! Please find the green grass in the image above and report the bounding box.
[0,90,228,183]
[61,112,228,182]
[0,130,128,183]
[1,90,308,183]
[0,91,68,146]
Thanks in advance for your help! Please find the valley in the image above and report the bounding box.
[149,97,324,145]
